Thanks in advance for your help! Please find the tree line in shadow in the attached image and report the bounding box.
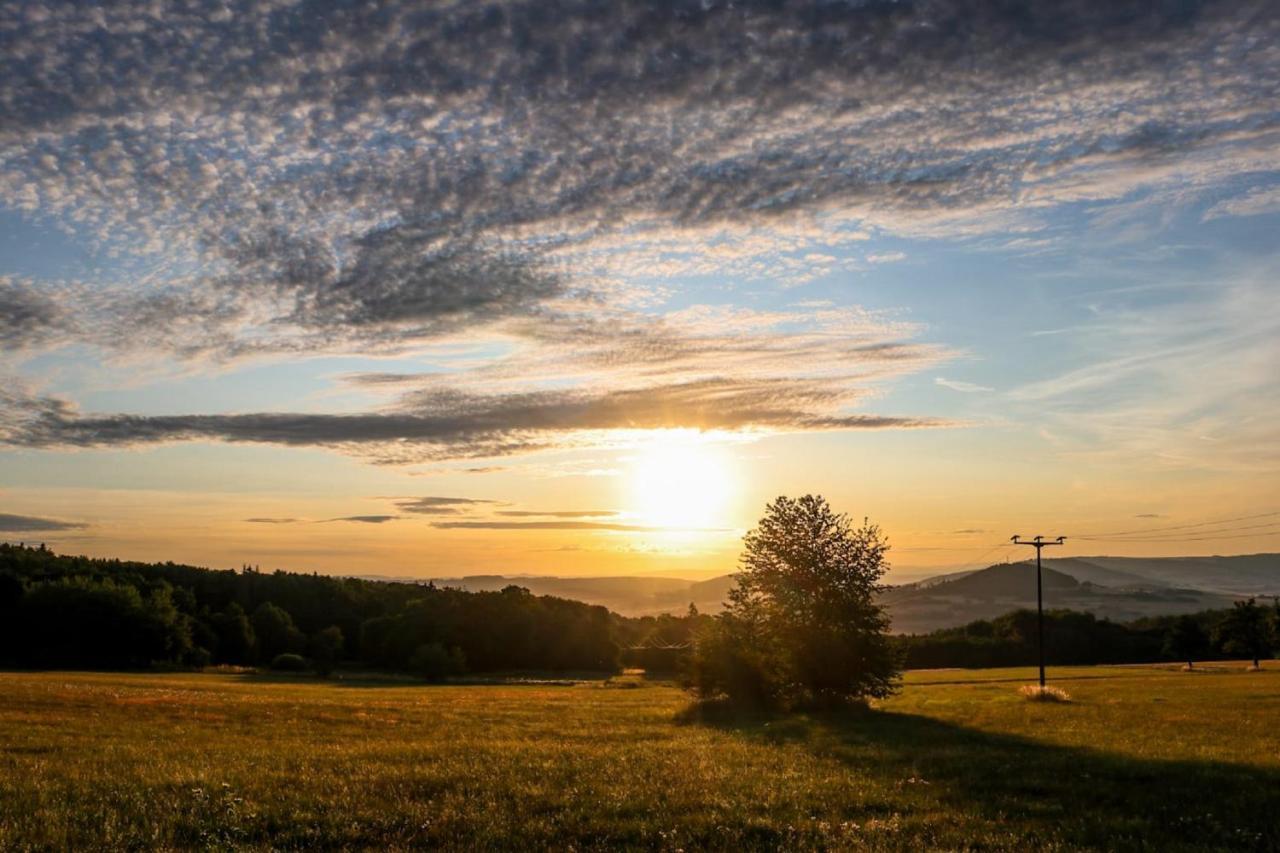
[0,543,616,678]
[1,541,1275,679]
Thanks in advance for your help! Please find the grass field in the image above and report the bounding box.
[1,664,1277,851]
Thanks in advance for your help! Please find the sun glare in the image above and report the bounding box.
[629,432,735,529]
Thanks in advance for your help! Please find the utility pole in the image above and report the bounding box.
[1010,535,1066,689]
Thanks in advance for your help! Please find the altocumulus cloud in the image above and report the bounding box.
[1,0,1276,461]
[1,0,1275,355]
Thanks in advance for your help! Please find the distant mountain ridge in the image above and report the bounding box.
[365,553,1280,630]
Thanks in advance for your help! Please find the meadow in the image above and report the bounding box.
[1,664,1277,851]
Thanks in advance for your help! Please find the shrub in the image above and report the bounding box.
[270,653,308,672]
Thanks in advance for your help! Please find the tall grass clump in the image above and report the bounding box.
[1019,684,1071,703]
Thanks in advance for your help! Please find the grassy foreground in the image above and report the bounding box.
[1,665,1277,851]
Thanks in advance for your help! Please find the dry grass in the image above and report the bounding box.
[1018,684,1072,702]
[0,664,1277,850]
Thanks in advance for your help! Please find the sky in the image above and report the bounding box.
[1,0,1278,581]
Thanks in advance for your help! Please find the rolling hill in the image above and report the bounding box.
[879,560,1240,634]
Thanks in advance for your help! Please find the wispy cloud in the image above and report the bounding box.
[429,520,723,533]
[935,377,995,394]
[1202,185,1280,221]
[0,513,86,532]
[0,375,955,463]
[495,510,618,519]
[389,496,498,516]
[1008,266,1280,472]
[323,516,397,525]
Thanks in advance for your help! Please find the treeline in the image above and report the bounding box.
[899,602,1280,670]
[0,544,617,677]
[4,543,1276,677]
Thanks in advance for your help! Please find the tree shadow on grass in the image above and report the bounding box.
[680,701,1278,850]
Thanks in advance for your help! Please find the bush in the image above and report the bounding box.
[269,653,308,672]
[409,642,466,682]
[685,618,783,708]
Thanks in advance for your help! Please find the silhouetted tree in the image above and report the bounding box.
[0,571,23,663]
[16,579,189,668]
[309,625,344,676]
[690,495,899,707]
[211,602,256,664]
[1215,598,1273,668]
[251,602,306,661]
[1163,615,1208,669]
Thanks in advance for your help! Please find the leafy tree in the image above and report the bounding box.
[211,603,256,664]
[1163,615,1208,669]
[251,602,306,661]
[16,579,189,668]
[309,625,345,676]
[1214,598,1273,668]
[690,495,899,707]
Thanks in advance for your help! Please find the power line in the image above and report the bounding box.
[1076,520,1280,540]
[947,541,1015,574]
[1071,510,1280,539]
[1074,525,1280,544]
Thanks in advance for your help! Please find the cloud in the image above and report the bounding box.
[0,0,1274,361]
[390,496,497,515]
[0,513,86,532]
[1008,267,1280,472]
[495,510,618,518]
[935,377,995,394]
[1203,185,1280,221]
[429,520,720,532]
[244,517,301,524]
[2,0,1275,468]
[323,516,397,525]
[0,377,954,462]
[0,278,67,350]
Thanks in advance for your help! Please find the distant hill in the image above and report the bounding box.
[403,553,1280,630]
[878,556,1273,634]
[409,574,737,617]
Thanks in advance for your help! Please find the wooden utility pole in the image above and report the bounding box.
[1010,535,1066,688]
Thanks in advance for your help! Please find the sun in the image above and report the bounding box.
[629,432,735,529]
